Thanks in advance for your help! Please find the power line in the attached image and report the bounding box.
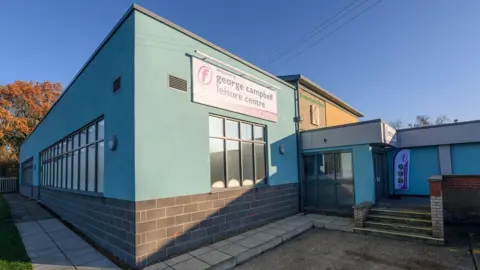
[265,0,372,66]
[284,0,384,64]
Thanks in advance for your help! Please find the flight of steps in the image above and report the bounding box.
[354,208,444,245]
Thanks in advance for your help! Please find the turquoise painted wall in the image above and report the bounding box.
[451,143,480,175]
[391,146,440,196]
[303,144,375,204]
[133,11,298,201]
[19,14,135,201]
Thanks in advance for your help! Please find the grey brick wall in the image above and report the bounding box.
[430,195,444,239]
[39,183,299,268]
[40,188,137,266]
[134,183,299,267]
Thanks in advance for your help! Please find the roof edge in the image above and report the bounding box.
[132,4,294,90]
[279,74,364,117]
[397,120,480,132]
[21,5,136,146]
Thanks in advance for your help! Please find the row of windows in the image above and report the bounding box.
[209,116,266,189]
[40,119,105,193]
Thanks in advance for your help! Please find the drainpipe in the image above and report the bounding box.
[294,80,305,213]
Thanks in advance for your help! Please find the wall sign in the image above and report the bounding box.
[192,58,278,122]
[383,123,397,147]
[394,149,410,190]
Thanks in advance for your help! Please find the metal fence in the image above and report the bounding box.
[0,177,18,193]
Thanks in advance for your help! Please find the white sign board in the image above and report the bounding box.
[394,149,410,190]
[383,123,398,146]
[192,58,277,122]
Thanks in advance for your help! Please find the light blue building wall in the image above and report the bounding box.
[303,144,375,204]
[451,143,480,175]
[389,146,440,196]
[133,11,299,201]
[19,14,136,201]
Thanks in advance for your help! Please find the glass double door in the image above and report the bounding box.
[304,152,355,210]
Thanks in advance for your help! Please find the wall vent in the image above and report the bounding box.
[168,75,188,92]
[113,77,121,93]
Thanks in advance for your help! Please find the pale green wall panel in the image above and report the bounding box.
[134,11,298,201]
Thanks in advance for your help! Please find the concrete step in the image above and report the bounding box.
[354,227,444,245]
[370,208,431,219]
[365,221,433,235]
[367,214,431,226]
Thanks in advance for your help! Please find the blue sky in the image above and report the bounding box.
[1,0,479,125]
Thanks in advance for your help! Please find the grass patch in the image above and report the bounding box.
[0,195,32,270]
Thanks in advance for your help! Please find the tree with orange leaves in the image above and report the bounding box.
[0,81,61,164]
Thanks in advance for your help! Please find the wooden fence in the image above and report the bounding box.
[0,177,18,193]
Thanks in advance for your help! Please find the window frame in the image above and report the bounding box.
[208,115,268,191]
[39,117,105,196]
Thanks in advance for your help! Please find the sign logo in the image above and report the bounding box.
[197,65,212,85]
[394,149,410,191]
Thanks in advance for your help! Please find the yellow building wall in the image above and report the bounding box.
[325,102,359,127]
[298,88,326,131]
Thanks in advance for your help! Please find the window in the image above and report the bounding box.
[40,118,105,194]
[208,116,266,189]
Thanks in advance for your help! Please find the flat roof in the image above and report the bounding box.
[23,4,296,145]
[279,74,364,117]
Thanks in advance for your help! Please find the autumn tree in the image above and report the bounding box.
[0,81,61,164]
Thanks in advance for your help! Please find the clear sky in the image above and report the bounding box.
[1,0,479,125]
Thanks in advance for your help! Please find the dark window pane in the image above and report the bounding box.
[240,123,252,140]
[318,153,335,179]
[79,148,86,190]
[56,156,60,187]
[88,125,96,144]
[226,140,240,187]
[97,141,104,193]
[225,120,239,138]
[73,150,79,190]
[80,129,87,146]
[62,154,67,188]
[210,138,225,188]
[209,117,223,137]
[336,152,353,179]
[98,120,105,140]
[304,155,316,178]
[254,126,264,141]
[255,144,266,184]
[87,144,96,191]
[73,134,79,149]
[67,137,72,151]
[241,142,254,186]
[67,153,72,189]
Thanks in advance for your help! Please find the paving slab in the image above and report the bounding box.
[219,243,248,257]
[196,250,231,265]
[143,261,171,270]
[32,253,72,269]
[76,258,119,269]
[188,246,213,257]
[64,246,106,266]
[146,213,355,270]
[165,254,194,266]
[16,221,44,236]
[38,219,67,232]
[55,237,92,252]
[171,258,210,270]
[2,194,117,270]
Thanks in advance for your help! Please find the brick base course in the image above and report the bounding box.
[134,183,299,267]
[38,183,299,268]
[443,175,480,224]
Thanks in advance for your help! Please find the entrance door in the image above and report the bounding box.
[374,152,388,201]
[303,152,355,212]
[21,158,34,198]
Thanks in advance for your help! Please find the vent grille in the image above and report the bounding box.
[113,77,121,93]
[168,75,187,92]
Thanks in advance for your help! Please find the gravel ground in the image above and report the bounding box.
[236,229,476,270]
